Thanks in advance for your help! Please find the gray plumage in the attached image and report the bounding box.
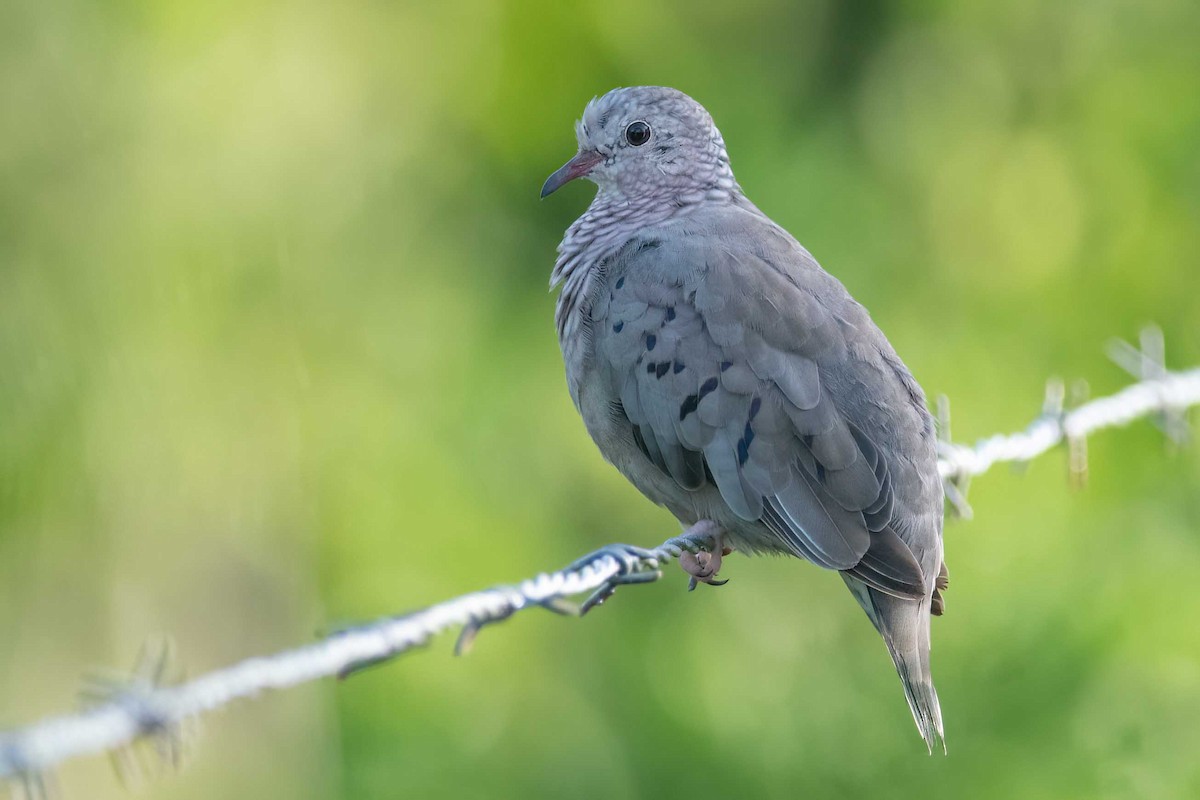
[543,86,947,751]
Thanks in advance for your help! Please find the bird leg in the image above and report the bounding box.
[677,529,731,591]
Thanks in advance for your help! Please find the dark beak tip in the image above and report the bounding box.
[540,151,601,200]
[540,165,571,199]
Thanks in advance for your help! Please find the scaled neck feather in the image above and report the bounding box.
[551,174,740,346]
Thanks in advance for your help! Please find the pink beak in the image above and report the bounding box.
[541,150,603,198]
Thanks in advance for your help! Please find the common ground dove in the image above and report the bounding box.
[542,86,947,751]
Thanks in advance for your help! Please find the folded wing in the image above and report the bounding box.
[591,230,926,599]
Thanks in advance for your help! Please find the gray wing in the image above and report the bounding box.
[590,225,927,600]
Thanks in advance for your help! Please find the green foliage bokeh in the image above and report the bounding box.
[1,0,1199,797]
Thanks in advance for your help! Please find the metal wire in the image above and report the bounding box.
[1,329,1197,784]
[0,526,722,782]
[936,327,1199,517]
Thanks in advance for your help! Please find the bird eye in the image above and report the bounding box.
[624,121,651,147]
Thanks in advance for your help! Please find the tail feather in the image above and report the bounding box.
[890,618,945,754]
[843,575,945,753]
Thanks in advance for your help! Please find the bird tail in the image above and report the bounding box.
[843,576,945,753]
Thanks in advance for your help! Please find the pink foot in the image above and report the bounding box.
[678,532,731,591]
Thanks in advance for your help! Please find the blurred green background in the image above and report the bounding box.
[2,0,1199,797]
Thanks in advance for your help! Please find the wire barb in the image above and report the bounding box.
[1106,326,1190,446]
[936,395,974,519]
[938,327,1198,487]
[0,522,719,784]
[1,332,1199,785]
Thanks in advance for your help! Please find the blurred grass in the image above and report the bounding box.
[1,0,1199,798]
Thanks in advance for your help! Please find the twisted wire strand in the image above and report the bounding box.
[2,333,1198,783]
[937,368,1200,481]
[0,527,719,781]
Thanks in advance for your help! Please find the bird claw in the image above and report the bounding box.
[686,574,729,592]
[454,533,731,651]
[677,530,730,590]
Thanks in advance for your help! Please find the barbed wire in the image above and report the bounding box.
[935,327,1199,517]
[0,524,724,791]
[2,328,1198,789]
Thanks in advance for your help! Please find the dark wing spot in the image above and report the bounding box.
[613,321,624,333]
[720,361,733,372]
[698,377,718,399]
[655,362,670,379]
[646,334,657,351]
[672,361,685,374]
[749,397,762,419]
[737,422,755,466]
[615,276,625,290]
[665,307,676,322]
[646,362,657,375]
[679,395,700,421]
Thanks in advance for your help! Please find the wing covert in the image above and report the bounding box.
[591,233,926,599]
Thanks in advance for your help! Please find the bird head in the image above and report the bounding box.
[541,86,736,202]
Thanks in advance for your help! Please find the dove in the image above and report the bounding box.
[541,86,948,751]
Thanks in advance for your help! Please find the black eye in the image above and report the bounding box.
[624,120,651,147]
